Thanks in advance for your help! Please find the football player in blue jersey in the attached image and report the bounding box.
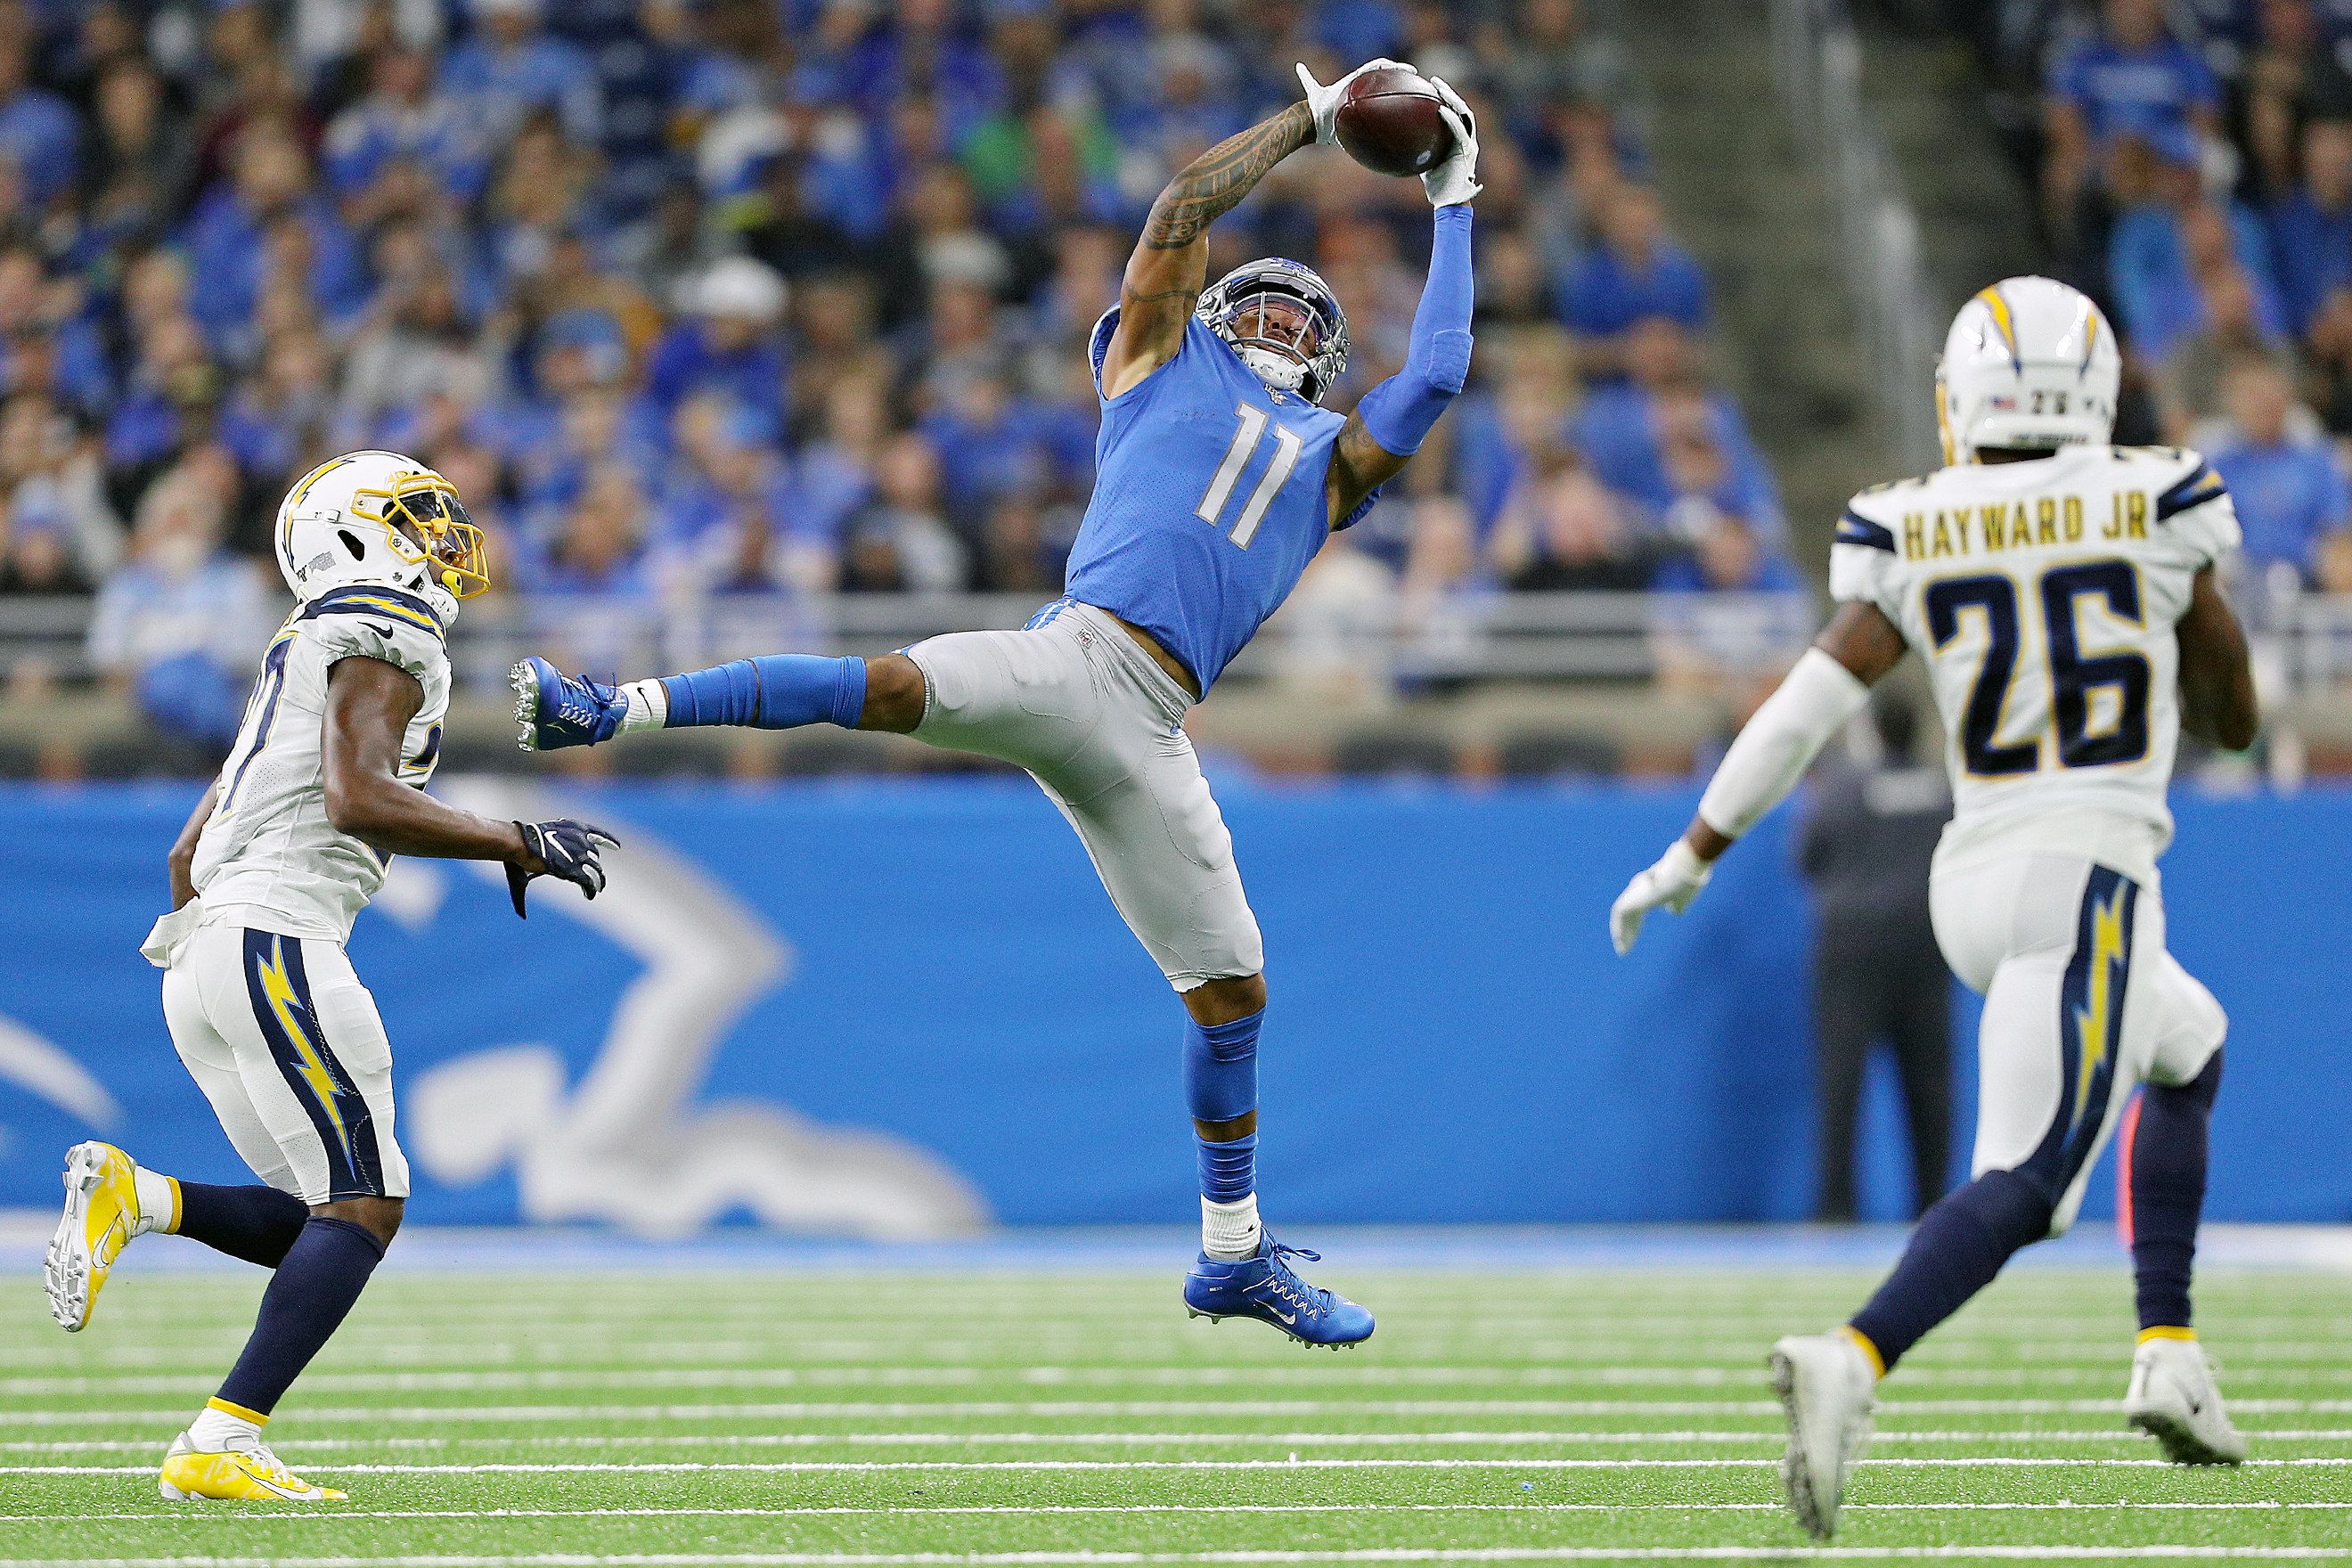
[512,60,1479,1346]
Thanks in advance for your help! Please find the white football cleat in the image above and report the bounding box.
[1769,1330,1877,1539]
[2126,1333,2246,1465]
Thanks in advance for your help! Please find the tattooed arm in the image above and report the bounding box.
[1098,102,1315,399]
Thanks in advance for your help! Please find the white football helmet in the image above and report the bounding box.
[1937,276,2119,464]
[273,450,488,617]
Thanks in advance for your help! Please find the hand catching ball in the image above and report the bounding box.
[1333,65,1456,178]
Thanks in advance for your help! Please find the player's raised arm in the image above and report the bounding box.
[2176,566,2259,752]
[319,654,616,916]
[1329,78,1481,518]
[1099,102,1316,398]
[1609,600,1908,955]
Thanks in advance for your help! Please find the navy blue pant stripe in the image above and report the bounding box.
[2020,867,2137,1201]
[241,931,386,1200]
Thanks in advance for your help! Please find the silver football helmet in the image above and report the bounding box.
[1196,257,1350,404]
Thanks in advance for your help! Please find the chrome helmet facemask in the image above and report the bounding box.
[1197,257,1350,405]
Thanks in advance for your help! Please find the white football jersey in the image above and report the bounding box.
[1830,445,2241,883]
[192,584,452,942]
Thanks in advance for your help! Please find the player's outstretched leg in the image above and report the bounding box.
[160,1196,401,1502]
[45,1143,305,1330]
[512,650,917,750]
[2122,1052,2244,1464]
[1175,976,1373,1349]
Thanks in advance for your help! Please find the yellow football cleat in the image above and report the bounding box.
[159,1433,347,1501]
[45,1141,144,1332]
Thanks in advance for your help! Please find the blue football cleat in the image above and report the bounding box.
[512,657,625,752]
[1183,1234,1374,1348]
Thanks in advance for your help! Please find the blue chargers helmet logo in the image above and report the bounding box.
[1197,257,1350,405]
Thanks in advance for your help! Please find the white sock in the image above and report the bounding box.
[1202,1194,1262,1261]
[131,1166,176,1237]
[617,679,668,733]
[187,1399,265,1453]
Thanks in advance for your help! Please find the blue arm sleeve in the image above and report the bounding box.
[1355,204,1474,457]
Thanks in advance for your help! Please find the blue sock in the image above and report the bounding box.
[2130,1053,2221,1332]
[659,655,868,730]
[1185,1009,1262,1202]
[216,1217,387,1417]
[1847,1168,2053,1372]
[174,1182,308,1269]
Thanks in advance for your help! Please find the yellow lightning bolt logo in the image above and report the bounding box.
[2070,888,2130,1128]
[257,938,353,1163]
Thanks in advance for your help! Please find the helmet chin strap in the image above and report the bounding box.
[1236,345,1310,395]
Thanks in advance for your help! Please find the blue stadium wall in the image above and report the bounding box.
[0,778,2342,1229]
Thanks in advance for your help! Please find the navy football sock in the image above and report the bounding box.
[216,1217,387,1417]
[2128,1053,2222,1332]
[1848,1168,2053,1372]
[1185,1008,1262,1202]
[172,1181,309,1269]
[659,655,867,730]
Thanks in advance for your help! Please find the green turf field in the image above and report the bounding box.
[1,1260,2347,1564]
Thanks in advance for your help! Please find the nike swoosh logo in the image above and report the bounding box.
[368,623,399,640]
[1272,1310,1295,1325]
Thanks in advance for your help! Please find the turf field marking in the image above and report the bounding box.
[9,1401,2342,1429]
[5,1397,2347,1426]
[7,1426,2348,1455]
[3,1502,2348,1523]
[8,1457,2351,1475]
[16,1547,2352,1565]
[12,1365,2347,1395]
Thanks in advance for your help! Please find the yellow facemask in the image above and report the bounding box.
[349,469,490,599]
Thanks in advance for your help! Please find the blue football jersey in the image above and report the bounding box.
[1065,308,1380,691]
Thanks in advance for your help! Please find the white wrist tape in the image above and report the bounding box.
[1696,648,1872,840]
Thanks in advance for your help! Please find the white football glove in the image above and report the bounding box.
[1609,839,1713,956]
[1422,77,1482,208]
[1294,57,1408,146]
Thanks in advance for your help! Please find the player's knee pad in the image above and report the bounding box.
[2150,956,2227,1088]
[1183,1007,1262,1124]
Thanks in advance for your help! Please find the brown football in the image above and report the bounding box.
[1333,66,1453,178]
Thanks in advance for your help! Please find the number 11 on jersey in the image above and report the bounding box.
[1196,403,1303,550]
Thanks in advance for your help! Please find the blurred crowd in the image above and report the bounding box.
[1968,0,2352,597]
[0,0,1801,744]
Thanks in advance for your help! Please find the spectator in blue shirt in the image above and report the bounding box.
[2108,140,2287,363]
[2267,118,2352,340]
[86,461,271,748]
[1556,181,1708,378]
[641,256,790,444]
[324,45,488,203]
[2046,0,2221,220]
[179,122,367,350]
[2207,354,2352,580]
[440,0,600,150]
[1572,319,1784,538]
[0,36,77,206]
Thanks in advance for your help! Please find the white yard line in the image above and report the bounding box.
[10,1366,2343,1395]
[10,1547,2352,1566]
[4,1426,2346,1456]
[3,1397,2343,1427]
[0,1502,2346,1524]
[6,1456,2351,1476]
[11,1341,2347,1372]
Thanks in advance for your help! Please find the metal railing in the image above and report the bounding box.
[0,588,1823,691]
[1770,0,1943,473]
